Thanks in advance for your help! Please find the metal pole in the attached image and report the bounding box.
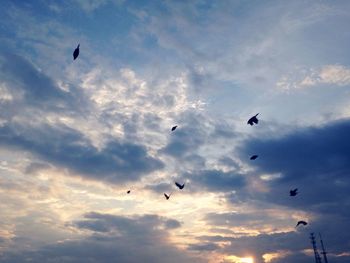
[310,233,322,263]
[319,233,329,263]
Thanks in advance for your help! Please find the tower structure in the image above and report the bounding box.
[310,233,322,263]
[319,233,329,263]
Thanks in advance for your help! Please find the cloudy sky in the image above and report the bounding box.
[0,0,350,262]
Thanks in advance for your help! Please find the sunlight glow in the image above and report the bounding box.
[225,255,254,263]
[240,257,254,263]
[263,250,291,262]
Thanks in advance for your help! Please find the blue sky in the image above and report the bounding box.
[0,1,350,262]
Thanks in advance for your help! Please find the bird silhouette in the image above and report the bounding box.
[175,182,185,190]
[247,113,259,126]
[73,44,80,60]
[164,193,171,200]
[290,188,298,196]
[127,190,131,194]
[171,126,177,131]
[296,220,308,227]
[250,155,258,160]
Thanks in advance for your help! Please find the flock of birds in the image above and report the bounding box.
[247,114,307,228]
[73,44,307,229]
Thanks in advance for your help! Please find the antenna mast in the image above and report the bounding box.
[319,233,329,263]
[310,233,322,263]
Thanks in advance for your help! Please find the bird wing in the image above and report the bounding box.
[73,49,79,59]
[175,182,181,188]
[290,189,298,195]
[296,221,307,226]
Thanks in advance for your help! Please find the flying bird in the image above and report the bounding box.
[73,44,80,60]
[171,126,177,131]
[164,193,171,200]
[247,113,259,126]
[290,188,298,196]
[296,220,308,227]
[250,155,258,160]
[127,190,131,194]
[175,182,185,190]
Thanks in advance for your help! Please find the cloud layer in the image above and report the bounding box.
[1,1,350,262]
[0,212,201,263]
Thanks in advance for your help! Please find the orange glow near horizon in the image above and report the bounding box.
[225,255,254,263]
[240,257,254,263]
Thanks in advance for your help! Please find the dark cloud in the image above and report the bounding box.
[159,112,238,174]
[161,115,237,157]
[0,52,84,114]
[0,212,201,263]
[160,119,205,158]
[164,219,181,229]
[25,162,52,174]
[205,211,293,230]
[272,253,313,263]
[0,123,163,183]
[187,242,220,251]
[240,118,350,182]
[198,231,326,263]
[160,112,231,154]
[206,118,350,262]
[184,169,246,192]
[202,201,350,263]
[73,212,181,233]
[238,118,350,215]
[183,154,206,167]
[145,182,173,194]
[271,252,350,263]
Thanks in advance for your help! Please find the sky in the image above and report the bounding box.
[0,0,350,262]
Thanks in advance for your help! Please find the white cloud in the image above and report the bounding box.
[0,83,14,102]
[318,65,350,85]
[2,1,350,262]
[262,250,291,263]
[277,64,350,90]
